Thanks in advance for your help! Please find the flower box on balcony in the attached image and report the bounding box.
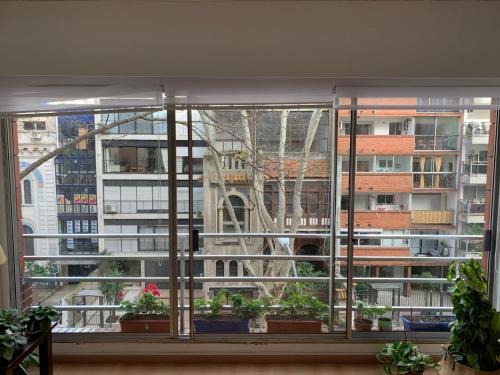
[119,316,170,333]
[401,314,454,332]
[194,317,249,333]
[266,317,322,334]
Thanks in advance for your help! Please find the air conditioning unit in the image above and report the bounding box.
[31,131,42,140]
[105,205,117,214]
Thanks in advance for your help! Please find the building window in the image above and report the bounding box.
[23,225,34,256]
[389,122,403,135]
[216,260,225,277]
[222,195,245,233]
[229,260,238,277]
[23,121,46,131]
[23,180,32,205]
[377,195,394,205]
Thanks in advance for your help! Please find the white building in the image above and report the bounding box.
[17,117,59,256]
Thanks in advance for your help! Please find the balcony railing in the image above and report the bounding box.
[411,210,454,225]
[462,161,487,176]
[412,172,456,189]
[103,200,203,214]
[414,135,459,151]
[103,158,167,174]
[459,200,485,216]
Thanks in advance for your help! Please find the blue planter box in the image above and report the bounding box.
[401,315,454,332]
[194,318,249,333]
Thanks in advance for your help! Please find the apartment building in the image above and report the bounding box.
[94,111,205,285]
[17,117,58,258]
[55,115,99,277]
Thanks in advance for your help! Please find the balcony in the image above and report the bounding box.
[103,158,166,174]
[103,199,203,215]
[462,161,487,184]
[338,135,414,155]
[411,210,454,225]
[341,173,413,193]
[414,135,459,151]
[465,123,490,144]
[458,200,485,224]
[341,210,411,229]
[413,172,456,189]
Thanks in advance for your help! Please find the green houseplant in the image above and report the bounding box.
[439,259,500,374]
[25,305,60,335]
[354,301,391,332]
[376,341,440,375]
[0,333,27,361]
[119,283,170,333]
[265,283,327,334]
[0,309,29,334]
[194,290,261,333]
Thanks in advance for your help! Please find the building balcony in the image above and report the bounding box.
[341,173,413,193]
[103,158,166,174]
[338,135,414,155]
[458,200,485,224]
[103,199,203,215]
[413,172,456,189]
[462,161,487,184]
[465,123,490,144]
[411,210,454,225]
[341,210,411,229]
[339,247,411,266]
[414,135,459,151]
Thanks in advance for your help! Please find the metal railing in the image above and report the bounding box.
[414,135,459,151]
[462,161,488,176]
[103,200,203,214]
[459,200,486,216]
[411,210,454,224]
[103,158,167,174]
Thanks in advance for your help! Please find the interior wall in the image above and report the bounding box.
[1,1,500,78]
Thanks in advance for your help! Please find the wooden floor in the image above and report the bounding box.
[53,363,437,375]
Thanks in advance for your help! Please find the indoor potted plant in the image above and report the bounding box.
[25,305,60,336]
[0,309,29,334]
[354,301,391,332]
[265,283,327,334]
[439,259,500,374]
[0,332,27,362]
[376,341,440,375]
[119,283,170,333]
[194,290,260,333]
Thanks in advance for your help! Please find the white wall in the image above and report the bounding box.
[1,1,500,78]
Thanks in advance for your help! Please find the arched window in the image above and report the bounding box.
[23,180,32,205]
[223,195,245,233]
[23,225,34,256]
[229,260,238,277]
[216,260,225,277]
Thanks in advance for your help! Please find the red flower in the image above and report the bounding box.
[144,283,161,297]
[117,291,125,300]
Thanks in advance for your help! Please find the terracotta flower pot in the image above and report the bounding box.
[439,350,500,375]
[266,319,322,334]
[119,318,170,333]
[354,318,373,332]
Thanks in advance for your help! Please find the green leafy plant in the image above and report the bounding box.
[355,301,391,322]
[25,305,60,334]
[0,309,29,334]
[376,341,440,375]
[412,271,440,291]
[275,283,327,320]
[25,262,55,277]
[0,333,27,361]
[119,283,169,320]
[295,262,327,289]
[230,293,264,321]
[21,352,39,371]
[100,266,125,305]
[447,259,500,371]
[194,290,227,319]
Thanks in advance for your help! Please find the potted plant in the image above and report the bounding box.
[0,309,28,334]
[439,260,500,374]
[99,266,125,323]
[354,301,391,332]
[265,283,327,334]
[401,313,454,332]
[25,305,60,336]
[119,283,170,333]
[0,332,27,362]
[376,341,440,375]
[194,290,259,333]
